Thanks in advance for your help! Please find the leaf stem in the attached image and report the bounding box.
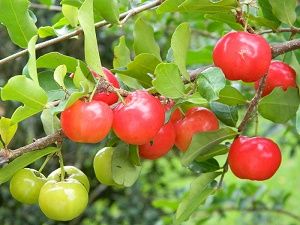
[38,153,54,173]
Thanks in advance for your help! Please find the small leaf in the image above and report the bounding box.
[38,26,57,38]
[183,92,208,106]
[1,76,48,123]
[188,158,220,174]
[133,18,161,60]
[210,102,238,127]
[27,35,39,85]
[54,65,68,90]
[94,0,119,24]
[40,109,61,135]
[129,145,141,166]
[78,0,103,75]
[0,147,59,185]
[73,63,95,91]
[0,0,37,48]
[182,128,237,166]
[153,63,185,98]
[195,144,228,162]
[197,67,226,102]
[258,88,300,123]
[112,143,142,187]
[269,0,296,26]
[62,4,79,27]
[175,172,221,224]
[171,23,191,80]
[0,117,18,147]
[218,86,247,106]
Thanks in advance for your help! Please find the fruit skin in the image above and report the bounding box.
[61,100,113,143]
[175,107,219,152]
[139,122,176,160]
[48,166,90,192]
[10,168,46,204]
[92,67,120,105]
[39,179,88,221]
[254,61,297,96]
[93,147,117,186]
[213,31,271,82]
[228,136,282,181]
[112,91,165,145]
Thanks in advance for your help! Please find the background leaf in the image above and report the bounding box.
[0,117,18,147]
[210,102,238,127]
[27,35,39,85]
[94,0,119,24]
[40,109,61,135]
[218,86,247,106]
[269,0,297,26]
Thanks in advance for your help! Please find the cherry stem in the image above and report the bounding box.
[218,158,228,189]
[57,151,65,181]
[255,113,259,136]
[38,153,54,173]
[115,88,126,104]
[89,79,101,102]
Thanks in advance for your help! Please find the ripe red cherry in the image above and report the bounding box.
[228,136,282,181]
[139,122,176,160]
[112,91,165,145]
[174,107,219,152]
[254,61,297,96]
[169,108,183,123]
[61,100,113,143]
[92,67,120,105]
[213,31,271,82]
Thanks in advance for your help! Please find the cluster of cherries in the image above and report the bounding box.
[9,31,297,221]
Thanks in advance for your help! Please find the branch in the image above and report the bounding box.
[0,130,64,164]
[30,3,62,11]
[0,0,163,66]
[272,39,300,58]
[259,27,300,35]
[235,9,255,34]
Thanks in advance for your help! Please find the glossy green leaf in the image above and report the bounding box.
[205,12,243,30]
[178,0,237,13]
[78,0,103,75]
[197,67,226,102]
[171,23,191,80]
[40,109,61,135]
[0,147,59,185]
[62,4,79,27]
[64,81,90,110]
[0,117,18,147]
[112,143,142,187]
[258,0,280,26]
[156,0,185,13]
[183,92,208,106]
[94,0,119,24]
[196,144,228,162]
[54,65,68,90]
[182,128,237,166]
[133,18,161,60]
[0,0,37,48]
[218,85,247,106]
[258,87,300,123]
[269,0,296,25]
[129,145,141,166]
[153,63,185,98]
[188,158,220,174]
[113,36,142,89]
[1,76,48,123]
[210,102,238,127]
[175,172,221,224]
[113,53,160,88]
[27,35,39,85]
[38,26,56,38]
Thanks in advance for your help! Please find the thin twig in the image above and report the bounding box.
[259,27,300,35]
[0,0,163,66]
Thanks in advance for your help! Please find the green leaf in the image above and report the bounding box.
[204,12,243,30]
[27,35,39,85]
[1,76,48,123]
[62,4,79,27]
[94,0,119,24]
[218,85,247,106]
[41,109,61,135]
[187,47,213,65]
[54,65,68,90]
[61,0,83,7]
[112,143,142,187]
[188,158,220,174]
[113,53,160,88]
[0,147,59,185]
[195,144,228,162]
[0,117,18,147]
[153,63,185,98]
[258,0,281,26]
[197,67,226,102]
[113,36,142,89]
[38,0,53,6]
[171,23,191,80]
[133,18,161,60]
[129,145,141,166]
[0,0,37,48]
[183,92,208,106]
[78,0,103,75]
[248,15,279,30]
[269,0,296,26]
[156,0,185,13]
[64,81,90,110]
[210,102,238,127]
[175,172,221,224]
[38,26,56,38]
[182,128,237,166]
[73,63,95,91]
[258,88,300,123]
[178,0,237,13]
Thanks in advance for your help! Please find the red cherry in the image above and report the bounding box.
[61,100,113,143]
[213,32,271,82]
[169,108,183,123]
[112,91,165,145]
[92,67,120,105]
[139,122,176,160]
[254,61,297,96]
[228,136,282,181]
[174,107,219,152]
